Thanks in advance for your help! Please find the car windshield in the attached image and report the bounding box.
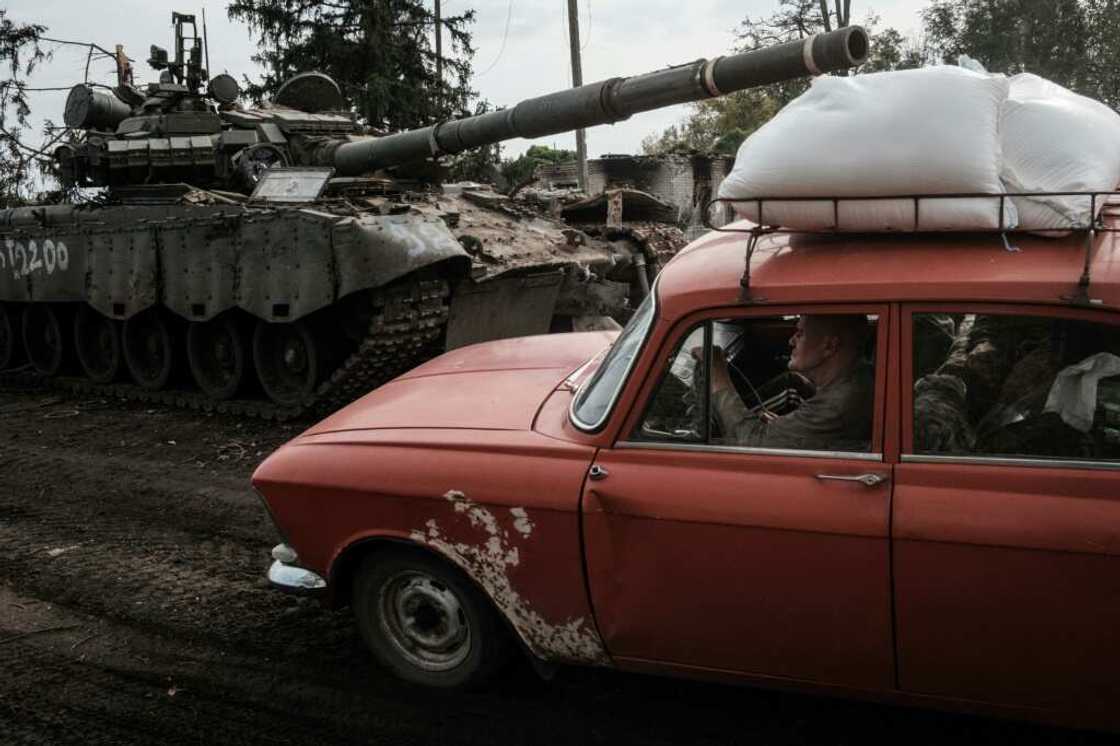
[571,290,657,431]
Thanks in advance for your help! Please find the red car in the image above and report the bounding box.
[253,213,1120,731]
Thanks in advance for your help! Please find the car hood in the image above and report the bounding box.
[303,331,616,435]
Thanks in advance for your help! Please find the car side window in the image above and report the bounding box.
[912,312,1120,461]
[633,313,878,453]
[631,325,708,443]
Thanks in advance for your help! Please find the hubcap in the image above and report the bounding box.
[378,572,471,672]
[214,337,231,366]
[203,326,237,378]
[188,318,247,400]
[0,307,12,368]
[254,320,318,406]
[282,338,307,373]
[144,328,164,358]
[124,311,172,389]
[24,306,63,375]
[96,326,113,357]
[75,309,121,383]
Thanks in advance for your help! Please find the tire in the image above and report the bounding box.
[252,318,321,407]
[187,314,251,400]
[74,306,122,384]
[122,308,176,390]
[352,548,510,689]
[22,303,67,376]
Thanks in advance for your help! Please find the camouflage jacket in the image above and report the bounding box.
[712,363,874,452]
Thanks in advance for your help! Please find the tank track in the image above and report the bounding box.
[0,277,450,422]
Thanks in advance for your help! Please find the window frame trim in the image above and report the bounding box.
[901,453,1120,471]
[570,280,660,434]
[618,440,884,462]
[614,302,891,456]
[901,301,1120,462]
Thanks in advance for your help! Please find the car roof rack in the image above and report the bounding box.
[701,190,1120,306]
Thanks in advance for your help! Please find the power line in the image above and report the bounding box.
[476,0,514,77]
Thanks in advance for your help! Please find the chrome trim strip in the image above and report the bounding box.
[618,440,882,461]
[570,278,660,433]
[902,453,1120,471]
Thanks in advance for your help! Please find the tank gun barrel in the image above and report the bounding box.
[332,26,869,175]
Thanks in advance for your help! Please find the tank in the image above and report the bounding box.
[0,12,868,418]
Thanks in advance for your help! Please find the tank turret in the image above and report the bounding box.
[3,14,869,419]
[53,15,868,194]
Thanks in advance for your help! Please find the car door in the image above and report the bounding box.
[581,304,896,689]
[894,304,1120,719]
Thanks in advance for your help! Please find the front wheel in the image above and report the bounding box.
[352,549,510,689]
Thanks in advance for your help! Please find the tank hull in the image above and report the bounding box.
[0,204,469,322]
[0,190,669,418]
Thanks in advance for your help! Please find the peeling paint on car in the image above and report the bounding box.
[510,507,534,537]
[413,492,608,665]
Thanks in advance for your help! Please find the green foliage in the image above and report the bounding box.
[641,89,778,156]
[493,145,578,194]
[523,144,576,163]
[644,2,922,156]
[1082,0,1120,107]
[923,1,1086,83]
[228,0,478,131]
[0,10,49,207]
[922,0,1120,107]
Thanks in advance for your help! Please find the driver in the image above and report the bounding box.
[710,314,874,450]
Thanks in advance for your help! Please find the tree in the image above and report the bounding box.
[921,0,1120,107]
[493,145,577,194]
[227,0,478,132]
[644,2,921,156]
[641,89,778,156]
[1082,0,1120,105]
[922,0,1088,89]
[0,10,49,207]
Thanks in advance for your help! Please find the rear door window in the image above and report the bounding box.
[911,311,1120,461]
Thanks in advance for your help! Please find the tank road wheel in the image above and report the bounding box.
[21,304,67,376]
[123,308,177,390]
[0,303,21,370]
[74,306,122,384]
[187,315,250,400]
[253,319,321,407]
[353,549,510,689]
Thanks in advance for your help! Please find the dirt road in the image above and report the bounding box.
[0,386,1111,745]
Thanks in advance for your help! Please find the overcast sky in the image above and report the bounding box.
[9,0,933,159]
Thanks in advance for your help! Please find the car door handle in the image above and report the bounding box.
[816,472,888,487]
[588,465,609,481]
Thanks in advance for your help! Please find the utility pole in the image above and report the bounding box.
[567,0,589,192]
[434,0,443,87]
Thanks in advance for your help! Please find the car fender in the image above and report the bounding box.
[327,492,610,666]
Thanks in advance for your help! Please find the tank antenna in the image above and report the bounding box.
[202,7,211,80]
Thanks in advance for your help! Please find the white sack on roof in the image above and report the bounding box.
[1001,74,1120,232]
[718,66,1017,232]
